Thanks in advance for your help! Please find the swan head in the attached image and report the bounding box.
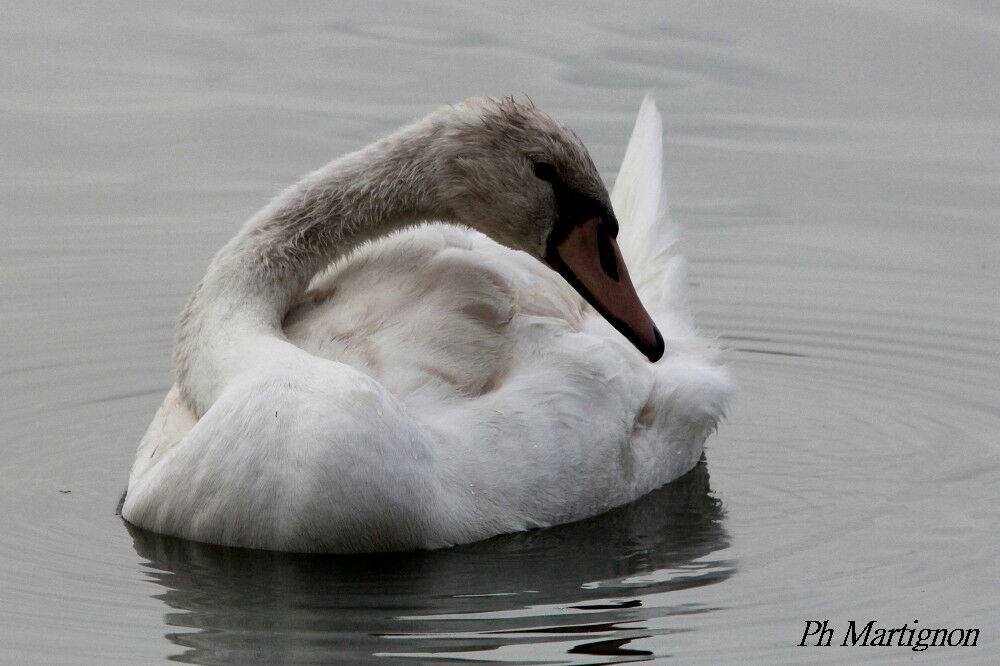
[433,97,664,362]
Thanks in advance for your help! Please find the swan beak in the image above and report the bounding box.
[545,216,664,362]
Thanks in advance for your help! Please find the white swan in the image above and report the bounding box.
[122,96,730,553]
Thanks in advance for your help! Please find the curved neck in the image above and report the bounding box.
[175,125,451,415]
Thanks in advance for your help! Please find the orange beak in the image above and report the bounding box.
[545,216,664,362]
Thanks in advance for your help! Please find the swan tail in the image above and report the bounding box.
[612,96,692,329]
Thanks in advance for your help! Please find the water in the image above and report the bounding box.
[1,1,997,663]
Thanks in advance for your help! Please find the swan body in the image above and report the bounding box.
[123,97,730,552]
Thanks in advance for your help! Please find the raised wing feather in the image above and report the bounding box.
[612,96,692,332]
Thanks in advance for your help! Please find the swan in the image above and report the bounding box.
[122,96,730,553]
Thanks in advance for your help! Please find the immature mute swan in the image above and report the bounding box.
[123,96,730,552]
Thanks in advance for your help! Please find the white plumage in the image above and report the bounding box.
[123,96,730,552]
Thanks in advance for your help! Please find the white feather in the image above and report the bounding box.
[613,95,692,331]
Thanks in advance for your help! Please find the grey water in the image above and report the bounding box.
[1,1,998,663]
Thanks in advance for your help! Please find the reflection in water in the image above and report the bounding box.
[128,460,731,664]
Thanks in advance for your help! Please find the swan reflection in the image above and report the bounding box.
[129,459,732,664]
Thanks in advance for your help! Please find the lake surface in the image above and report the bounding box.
[2,1,998,663]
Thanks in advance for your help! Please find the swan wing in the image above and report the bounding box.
[123,359,457,552]
[612,96,693,332]
[285,224,585,402]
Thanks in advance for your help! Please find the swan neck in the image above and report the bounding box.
[175,129,447,415]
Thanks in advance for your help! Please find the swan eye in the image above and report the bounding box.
[532,162,557,182]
